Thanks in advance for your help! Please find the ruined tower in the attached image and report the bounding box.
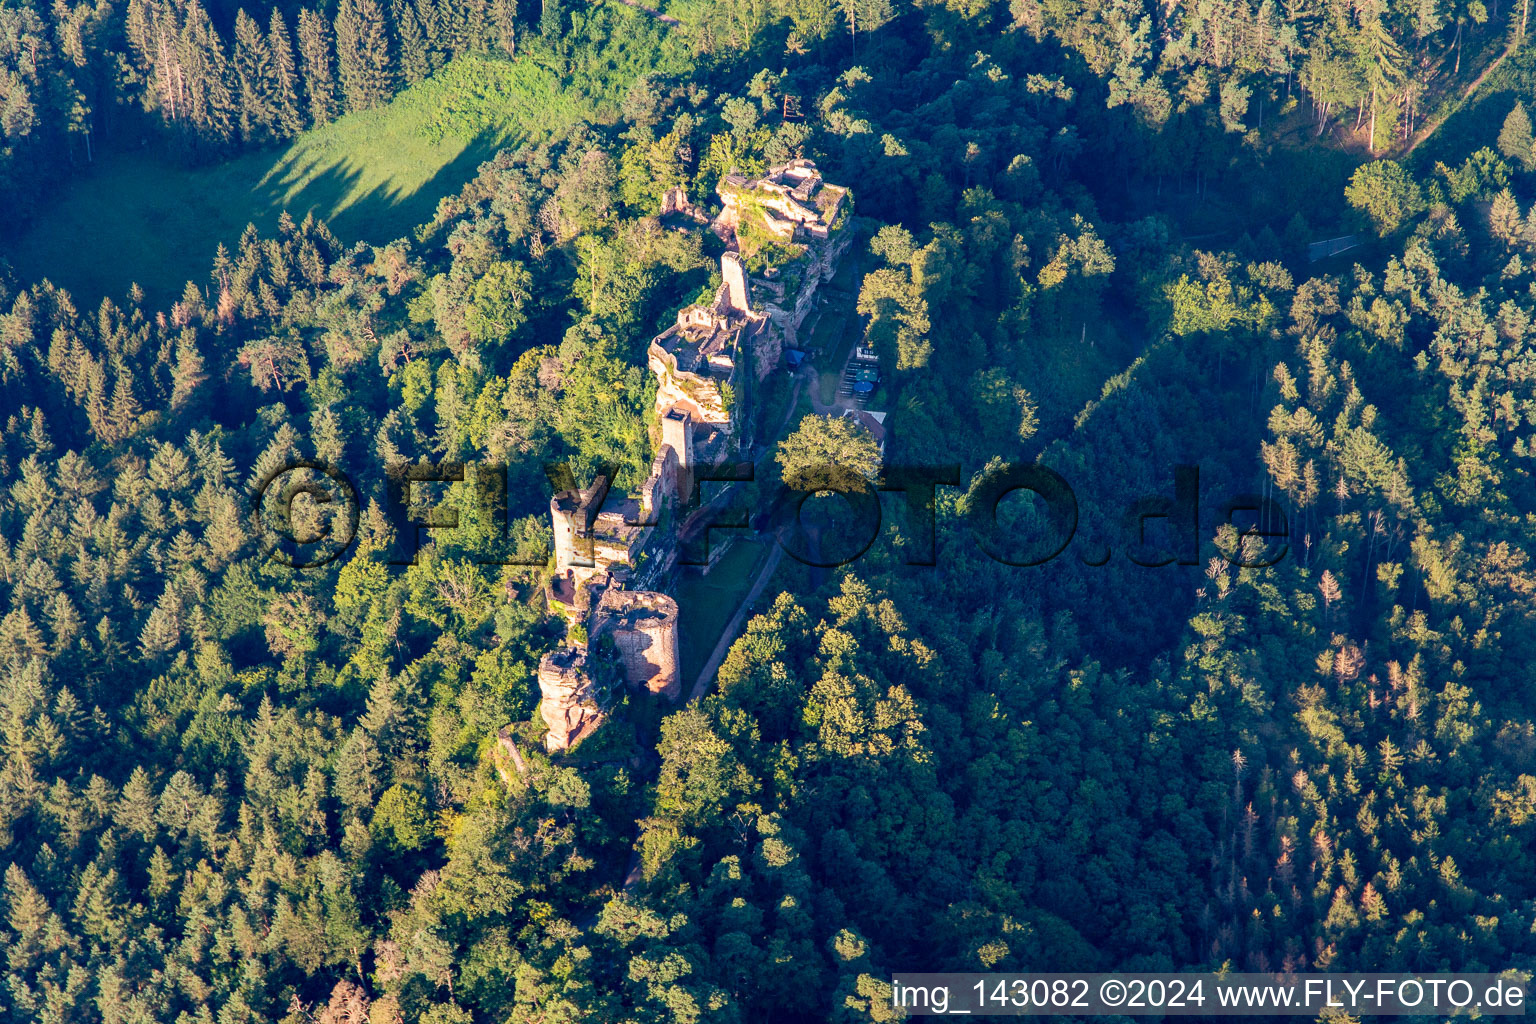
[550,495,582,576]
[593,589,682,700]
[661,408,694,504]
[721,250,751,315]
[550,474,610,576]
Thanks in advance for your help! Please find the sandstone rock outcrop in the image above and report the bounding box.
[538,648,603,752]
[594,589,681,699]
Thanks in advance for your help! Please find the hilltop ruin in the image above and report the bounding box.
[535,161,851,752]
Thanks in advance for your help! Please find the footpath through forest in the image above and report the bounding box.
[1403,34,1520,155]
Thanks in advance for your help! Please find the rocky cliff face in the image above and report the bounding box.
[538,649,604,752]
[753,324,783,380]
[595,590,682,700]
[534,583,682,754]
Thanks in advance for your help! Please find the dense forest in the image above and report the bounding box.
[3,0,1536,1015]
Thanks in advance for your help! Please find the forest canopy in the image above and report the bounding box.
[2,0,1536,1017]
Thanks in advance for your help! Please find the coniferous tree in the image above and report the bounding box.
[413,0,445,71]
[82,361,108,440]
[105,369,140,443]
[268,10,306,137]
[123,0,183,126]
[1499,101,1535,170]
[334,0,394,113]
[1490,188,1522,243]
[490,0,517,56]
[392,0,431,84]
[438,0,471,54]
[462,0,492,51]
[232,9,278,144]
[1358,14,1405,153]
[50,4,105,158]
[296,8,338,126]
[26,408,51,455]
[46,594,83,659]
[841,0,895,48]
[177,0,237,145]
[170,331,206,411]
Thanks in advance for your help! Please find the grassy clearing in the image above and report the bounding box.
[803,256,866,405]
[808,312,861,406]
[674,538,768,686]
[5,56,588,306]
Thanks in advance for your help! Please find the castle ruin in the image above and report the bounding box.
[593,589,681,699]
[535,161,851,752]
[715,158,853,351]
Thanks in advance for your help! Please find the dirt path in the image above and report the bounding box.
[1403,36,1519,156]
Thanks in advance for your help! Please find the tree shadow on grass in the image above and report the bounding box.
[7,126,512,311]
[247,127,511,249]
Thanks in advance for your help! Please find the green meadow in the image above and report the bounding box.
[5,55,590,306]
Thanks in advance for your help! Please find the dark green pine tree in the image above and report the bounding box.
[268,10,306,137]
[1499,101,1535,170]
[413,0,446,71]
[123,0,181,124]
[540,0,562,39]
[392,0,430,84]
[296,8,338,126]
[462,0,492,51]
[51,1,107,161]
[232,9,278,144]
[170,331,207,412]
[490,0,517,56]
[105,367,141,443]
[177,0,237,145]
[335,0,394,112]
[122,0,156,82]
[437,0,471,56]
